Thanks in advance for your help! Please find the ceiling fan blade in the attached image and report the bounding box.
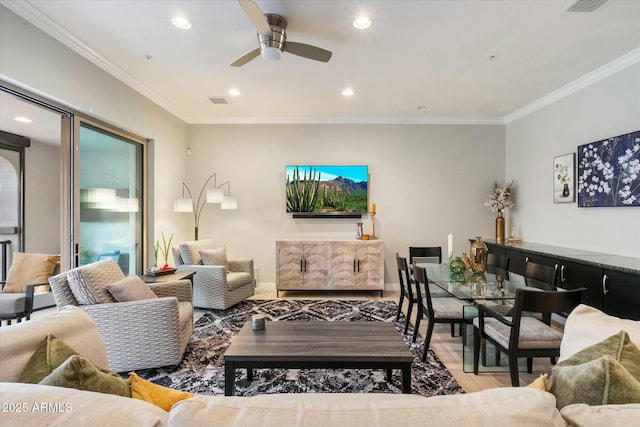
[238,0,272,35]
[284,42,332,62]
[230,48,261,67]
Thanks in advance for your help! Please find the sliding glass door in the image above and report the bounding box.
[75,121,145,275]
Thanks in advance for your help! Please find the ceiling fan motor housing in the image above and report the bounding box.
[258,14,287,60]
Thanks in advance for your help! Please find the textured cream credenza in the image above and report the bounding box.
[276,240,385,296]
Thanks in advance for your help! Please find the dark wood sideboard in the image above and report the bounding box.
[470,239,640,321]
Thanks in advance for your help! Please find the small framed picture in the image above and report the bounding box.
[553,153,576,203]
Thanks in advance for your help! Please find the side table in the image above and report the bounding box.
[140,270,195,285]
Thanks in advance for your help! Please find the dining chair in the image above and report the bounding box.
[408,246,450,298]
[395,254,419,336]
[413,263,467,362]
[409,246,442,264]
[524,259,558,290]
[472,287,586,387]
[486,253,510,273]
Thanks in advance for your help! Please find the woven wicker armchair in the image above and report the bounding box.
[48,259,193,372]
[172,239,255,310]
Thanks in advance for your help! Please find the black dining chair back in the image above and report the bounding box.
[524,260,558,290]
[395,254,418,335]
[473,287,585,387]
[409,246,442,265]
[487,253,510,271]
[413,263,467,362]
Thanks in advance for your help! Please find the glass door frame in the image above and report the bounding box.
[72,117,148,273]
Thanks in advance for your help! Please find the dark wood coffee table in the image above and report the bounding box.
[223,321,414,395]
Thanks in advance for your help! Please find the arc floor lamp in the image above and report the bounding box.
[174,173,237,240]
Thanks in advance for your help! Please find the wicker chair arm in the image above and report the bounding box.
[177,265,226,283]
[80,297,184,372]
[148,279,192,302]
[228,259,254,275]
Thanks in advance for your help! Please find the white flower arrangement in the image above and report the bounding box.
[484,180,515,212]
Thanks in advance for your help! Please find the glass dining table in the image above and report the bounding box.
[416,263,529,373]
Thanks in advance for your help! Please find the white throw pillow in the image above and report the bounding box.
[200,246,228,269]
[559,304,640,362]
[66,259,125,305]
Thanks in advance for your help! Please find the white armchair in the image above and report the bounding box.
[172,239,255,310]
[48,259,193,372]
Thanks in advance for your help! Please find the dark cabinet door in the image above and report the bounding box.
[505,249,528,276]
[559,261,603,309]
[603,270,640,320]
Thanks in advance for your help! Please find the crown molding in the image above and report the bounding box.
[504,47,640,124]
[2,0,190,122]
[186,116,505,125]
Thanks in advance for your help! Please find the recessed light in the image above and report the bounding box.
[172,16,192,29]
[228,88,240,97]
[342,88,354,97]
[14,116,33,123]
[353,16,372,30]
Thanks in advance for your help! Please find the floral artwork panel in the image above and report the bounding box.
[577,130,640,207]
[554,153,575,203]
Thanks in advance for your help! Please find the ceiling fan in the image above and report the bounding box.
[231,0,332,67]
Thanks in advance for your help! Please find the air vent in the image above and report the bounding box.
[208,96,230,105]
[565,0,610,13]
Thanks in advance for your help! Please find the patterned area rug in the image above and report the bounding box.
[137,299,463,397]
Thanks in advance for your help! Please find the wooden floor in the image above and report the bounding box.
[250,286,552,393]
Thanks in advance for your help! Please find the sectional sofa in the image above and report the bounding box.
[1,305,638,427]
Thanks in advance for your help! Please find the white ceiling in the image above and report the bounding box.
[2,0,640,125]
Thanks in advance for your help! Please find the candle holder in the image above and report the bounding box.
[369,211,376,238]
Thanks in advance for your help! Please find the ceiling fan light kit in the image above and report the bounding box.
[232,0,332,66]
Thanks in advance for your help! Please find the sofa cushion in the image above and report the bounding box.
[560,304,640,362]
[200,246,228,269]
[129,372,194,411]
[0,382,169,427]
[169,388,566,427]
[560,403,640,427]
[179,239,217,265]
[226,272,254,291]
[549,331,640,408]
[18,334,80,384]
[2,252,60,293]
[39,355,131,398]
[66,259,124,304]
[107,275,158,302]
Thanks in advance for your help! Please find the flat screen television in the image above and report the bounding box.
[285,165,368,218]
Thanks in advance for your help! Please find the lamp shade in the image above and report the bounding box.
[221,195,238,210]
[174,197,193,212]
[206,188,224,203]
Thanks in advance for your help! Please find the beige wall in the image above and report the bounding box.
[506,63,640,258]
[185,124,504,284]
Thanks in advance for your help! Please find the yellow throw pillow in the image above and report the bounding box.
[128,372,194,411]
[3,253,60,293]
[527,374,550,391]
[18,334,79,384]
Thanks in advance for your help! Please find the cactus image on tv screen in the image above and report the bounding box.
[286,165,368,214]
